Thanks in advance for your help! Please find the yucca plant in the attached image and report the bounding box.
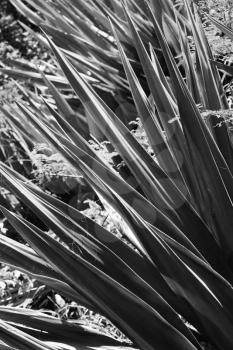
[1,1,233,350]
[2,0,193,140]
